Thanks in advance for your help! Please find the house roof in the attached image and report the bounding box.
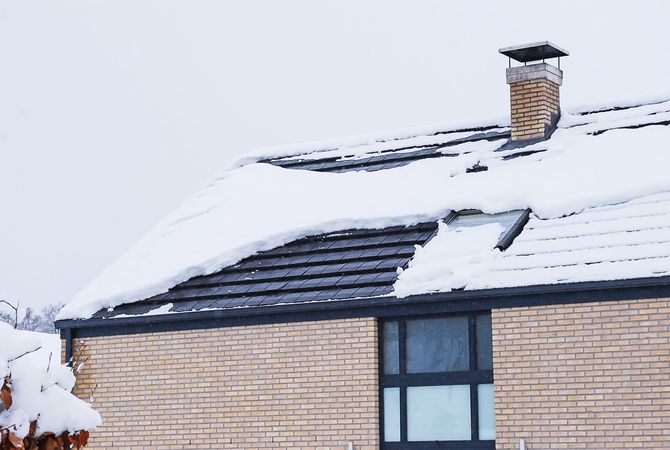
[91,209,530,319]
[92,220,440,318]
[57,98,670,322]
[261,127,510,173]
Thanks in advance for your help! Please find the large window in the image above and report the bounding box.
[381,313,494,449]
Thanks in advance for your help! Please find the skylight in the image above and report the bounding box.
[447,209,529,250]
[393,209,530,297]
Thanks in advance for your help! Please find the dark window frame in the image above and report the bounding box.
[379,312,495,450]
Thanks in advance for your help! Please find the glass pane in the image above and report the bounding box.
[478,384,496,440]
[383,388,400,442]
[476,314,493,370]
[383,321,399,374]
[406,317,469,373]
[407,385,471,441]
[448,210,522,232]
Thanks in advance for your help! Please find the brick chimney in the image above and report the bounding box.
[499,42,569,142]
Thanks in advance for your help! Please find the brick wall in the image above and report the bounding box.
[493,298,670,449]
[510,79,560,141]
[73,318,379,449]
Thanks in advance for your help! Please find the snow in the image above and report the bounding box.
[110,302,174,318]
[394,222,504,297]
[230,118,507,168]
[228,97,670,167]
[57,100,670,320]
[564,96,670,119]
[0,323,101,438]
[560,104,670,135]
[469,191,670,289]
[144,303,174,316]
[396,188,670,296]
[270,131,477,163]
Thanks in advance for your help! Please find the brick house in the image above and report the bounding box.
[55,42,670,449]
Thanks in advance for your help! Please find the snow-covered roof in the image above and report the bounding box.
[88,220,443,318]
[57,99,670,321]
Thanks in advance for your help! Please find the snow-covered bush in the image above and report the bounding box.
[0,322,101,449]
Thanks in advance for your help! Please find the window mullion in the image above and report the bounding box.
[398,320,408,442]
[378,319,386,445]
[383,370,492,386]
[468,315,479,441]
[399,319,407,375]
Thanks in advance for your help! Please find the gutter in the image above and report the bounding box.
[56,275,670,342]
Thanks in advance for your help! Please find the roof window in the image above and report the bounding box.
[446,209,529,250]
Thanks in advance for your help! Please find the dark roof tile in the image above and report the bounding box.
[96,220,438,317]
[260,129,510,174]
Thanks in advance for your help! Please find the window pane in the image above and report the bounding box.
[407,385,471,441]
[383,388,400,442]
[383,321,399,374]
[449,210,521,232]
[476,313,493,370]
[478,384,495,440]
[406,317,469,373]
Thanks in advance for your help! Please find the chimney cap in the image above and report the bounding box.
[499,41,569,63]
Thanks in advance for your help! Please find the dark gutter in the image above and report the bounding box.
[56,275,670,338]
[63,328,73,364]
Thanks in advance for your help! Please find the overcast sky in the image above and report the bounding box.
[1,0,669,312]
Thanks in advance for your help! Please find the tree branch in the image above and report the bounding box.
[0,423,18,433]
[8,346,42,363]
[0,299,19,328]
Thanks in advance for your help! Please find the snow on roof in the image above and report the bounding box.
[90,220,441,319]
[57,98,670,320]
[394,221,506,298]
[0,323,101,438]
[229,117,507,168]
[478,191,670,288]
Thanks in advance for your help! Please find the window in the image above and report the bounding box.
[381,313,495,449]
[447,209,521,231]
[447,209,529,251]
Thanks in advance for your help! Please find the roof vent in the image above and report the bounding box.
[499,41,569,143]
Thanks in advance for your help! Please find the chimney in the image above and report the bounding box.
[499,41,569,142]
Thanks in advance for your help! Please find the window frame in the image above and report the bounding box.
[379,312,495,450]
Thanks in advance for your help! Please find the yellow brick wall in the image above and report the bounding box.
[493,298,670,449]
[73,318,379,450]
[510,79,560,141]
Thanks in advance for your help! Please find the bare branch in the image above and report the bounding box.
[40,352,54,392]
[75,356,90,376]
[8,346,42,363]
[0,423,18,432]
[0,299,19,328]
[89,384,98,404]
[70,341,88,373]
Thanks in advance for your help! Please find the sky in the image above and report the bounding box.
[1,0,669,312]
